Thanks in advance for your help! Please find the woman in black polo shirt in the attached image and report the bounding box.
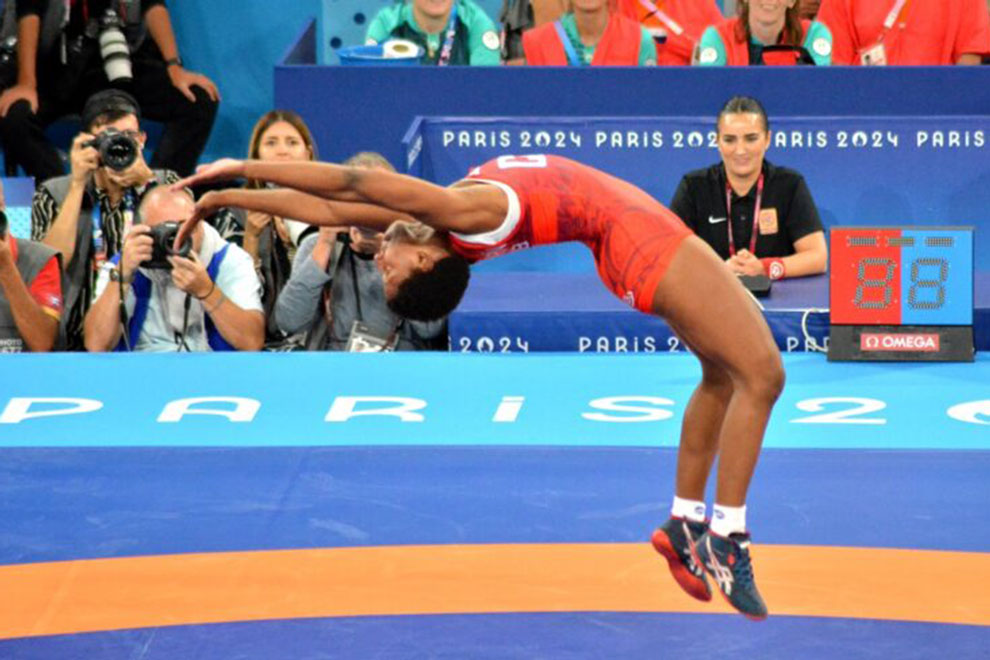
[670,96,827,281]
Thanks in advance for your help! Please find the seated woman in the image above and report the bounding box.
[670,96,827,282]
[211,110,317,347]
[523,0,657,65]
[615,0,724,65]
[366,0,501,65]
[695,0,832,66]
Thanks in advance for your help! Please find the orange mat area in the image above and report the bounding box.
[2,543,988,639]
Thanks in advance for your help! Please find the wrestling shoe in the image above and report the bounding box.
[695,531,768,621]
[651,517,712,602]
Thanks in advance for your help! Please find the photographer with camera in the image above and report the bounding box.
[274,152,447,352]
[31,89,178,349]
[0,179,63,352]
[84,185,263,352]
[0,0,218,181]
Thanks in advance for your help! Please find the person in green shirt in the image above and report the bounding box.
[366,0,502,65]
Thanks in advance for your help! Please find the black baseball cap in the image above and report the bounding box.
[81,89,142,131]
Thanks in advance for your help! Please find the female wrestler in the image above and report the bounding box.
[174,153,784,620]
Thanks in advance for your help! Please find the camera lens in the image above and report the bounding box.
[99,132,138,171]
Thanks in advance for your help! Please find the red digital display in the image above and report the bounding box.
[830,228,902,325]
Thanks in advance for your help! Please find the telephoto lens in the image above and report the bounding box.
[98,9,132,82]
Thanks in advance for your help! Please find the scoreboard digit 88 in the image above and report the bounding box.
[828,227,974,362]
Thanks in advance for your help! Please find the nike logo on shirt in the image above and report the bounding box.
[708,216,727,224]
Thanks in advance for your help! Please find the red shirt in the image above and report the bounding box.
[7,236,63,320]
[817,0,990,64]
[616,0,723,65]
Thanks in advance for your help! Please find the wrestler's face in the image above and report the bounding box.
[375,220,437,300]
[717,112,770,182]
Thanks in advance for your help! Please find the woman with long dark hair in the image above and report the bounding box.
[695,0,832,66]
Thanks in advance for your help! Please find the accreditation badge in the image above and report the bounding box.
[345,321,398,353]
[859,42,887,66]
[758,208,779,235]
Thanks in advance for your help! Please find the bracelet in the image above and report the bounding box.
[205,292,226,315]
[760,257,786,280]
[164,56,183,68]
[195,281,216,300]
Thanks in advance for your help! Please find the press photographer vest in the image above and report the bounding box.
[715,17,813,65]
[302,239,446,352]
[40,169,172,350]
[522,12,642,65]
[36,0,148,60]
[109,245,234,351]
[0,238,59,353]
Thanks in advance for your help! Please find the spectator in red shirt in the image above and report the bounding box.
[817,0,990,64]
[615,0,724,65]
[0,182,62,352]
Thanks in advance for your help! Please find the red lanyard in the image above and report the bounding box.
[725,174,763,257]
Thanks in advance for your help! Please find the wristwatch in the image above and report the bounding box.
[109,267,131,287]
[164,56,183,68]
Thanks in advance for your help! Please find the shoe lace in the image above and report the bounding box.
[731,542,755,587]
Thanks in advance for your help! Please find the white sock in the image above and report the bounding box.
[671,496,706,523]
[710,503,747,537]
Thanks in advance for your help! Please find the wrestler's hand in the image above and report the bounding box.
[173,190,226,251]
[171,158,246,191]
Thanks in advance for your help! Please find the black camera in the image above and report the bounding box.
[140,222,192,270]
[85,127,139,171]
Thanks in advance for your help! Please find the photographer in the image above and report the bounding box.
[84,185,263,352]
[274,153,447,352]
[0,179,63,352]
[31,89,177,349]
[0,0,218,181]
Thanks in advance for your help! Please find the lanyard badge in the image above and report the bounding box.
[725,174,764,257]
[858,0,910,66]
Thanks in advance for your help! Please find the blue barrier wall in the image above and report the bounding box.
[168,1,319,163]
[274,66,990,169]
[406,116,990,269]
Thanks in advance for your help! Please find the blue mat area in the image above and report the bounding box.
[2,613,987,660]
[2,447,987,564]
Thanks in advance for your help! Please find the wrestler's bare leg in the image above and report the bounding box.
[652,236,784,507]
[664,322,734,503]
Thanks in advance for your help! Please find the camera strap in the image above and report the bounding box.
[91,201,107,272]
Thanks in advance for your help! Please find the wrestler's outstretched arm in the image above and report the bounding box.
[174,186,410,249]
[191,188,410,231]
[174,159,505,233]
